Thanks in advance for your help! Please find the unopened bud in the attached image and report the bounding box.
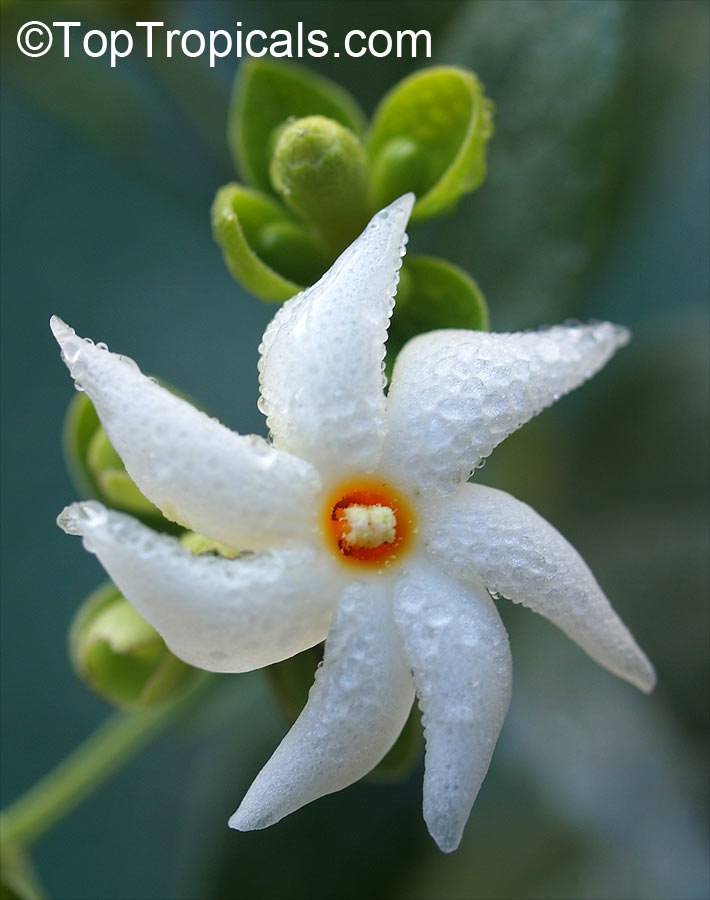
[63,393,161,520]
[69,583,196,709]
[86,427,159,517]
[270,115,370,253]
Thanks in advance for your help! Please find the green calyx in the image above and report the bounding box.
[69,583,196,710]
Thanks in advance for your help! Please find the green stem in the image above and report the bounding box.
[1,674,211,849]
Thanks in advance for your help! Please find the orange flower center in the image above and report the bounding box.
[322,476,417,568]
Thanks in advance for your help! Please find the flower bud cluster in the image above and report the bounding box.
[212,60,491,353]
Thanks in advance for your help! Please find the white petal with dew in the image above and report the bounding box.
[258,194,414,477]
[51,316,321,550]
[382,323,630,495]
[231,578,415,830]
[57,502,344,673]
[423,483,656,692]
[393,559,512,853]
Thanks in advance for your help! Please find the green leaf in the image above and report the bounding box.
[368,66,493,221]
[429,0,627,325]
[212,183,330,300]
[389,254,488,359]
[229,59,366,195]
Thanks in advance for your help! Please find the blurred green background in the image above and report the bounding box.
[1,1,708,898]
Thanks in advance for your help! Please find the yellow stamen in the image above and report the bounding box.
[340,504,397,548]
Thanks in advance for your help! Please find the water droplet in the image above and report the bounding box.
[60,342,82,365]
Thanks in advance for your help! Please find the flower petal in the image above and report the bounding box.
[57,501,343,672]
[423,483,656,692]
[382,323,630,494]
[51,317,321,549]
[230,578,415,830]
[257,194,414,477]
[393,559,512,853]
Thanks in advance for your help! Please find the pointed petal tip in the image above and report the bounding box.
[49,314,69,337]
[601,321,631,350]
[50,315,75,347]
[634,657,657,694]
[227,810,245,831]
[389,192,416,218]
[50,315,89,369]
[426,813,464,854]
[609,643,656,694]
[612,633,656,694]
[372,192,415,232]
[228,803,270,833]
[435,837,461,854]
[615,324,631,348]
[57,500,108,536]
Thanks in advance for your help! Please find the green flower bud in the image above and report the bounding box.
[69,583,196,709]
[230,58,366,194]
[86,427,160,517]
[63,392,162,520]
[270,115,370,253]
[63,390,193,533]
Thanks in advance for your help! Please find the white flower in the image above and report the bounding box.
[53,194,655,853]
